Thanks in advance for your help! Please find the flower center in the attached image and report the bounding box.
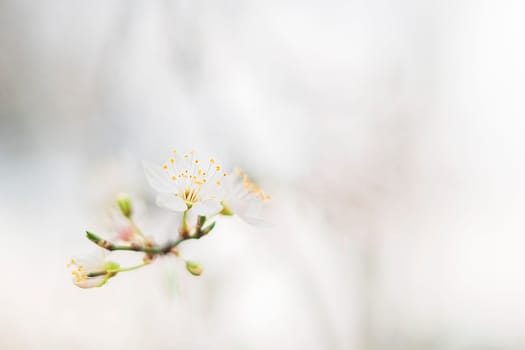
[181,187,200,204]
[67,258,88,283]
[162,150,228,204]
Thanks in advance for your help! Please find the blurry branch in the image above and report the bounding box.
[86,220,214,255]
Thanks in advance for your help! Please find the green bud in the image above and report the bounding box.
[86,231,112,249]
[220,201,234,216]
[117,193,132,218]
[197,215,206,227]
[86,231,102,244]
[200,222,216,236]
[185,261,203,276]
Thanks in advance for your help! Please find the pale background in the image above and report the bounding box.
[1,1,525,349]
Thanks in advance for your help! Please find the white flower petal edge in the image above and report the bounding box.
[75,275,106,289]
[191,199,223,217]
[186,199,224,228]
[156,193,188,212]
[238,215,272,227]
[143,160,176,193]
[226,196,272,227]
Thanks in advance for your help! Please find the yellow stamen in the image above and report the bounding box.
[238,169,271,201]
[68,260,89,283]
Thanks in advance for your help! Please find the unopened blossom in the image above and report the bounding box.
[117,225,134,242]
[107,194,147,243]
[143,150,227,218]
[221,167,271,225]
[67,251,116,288]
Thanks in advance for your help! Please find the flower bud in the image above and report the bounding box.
[86,231,113,249]
[86,231,102,244]
[220,201,234,216]
[196,215,206,231]
[117,193,133,218]
[117,225,134,241]
[185,261,203,276]
[199,222,216,236]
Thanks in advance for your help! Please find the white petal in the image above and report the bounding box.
[156,193,187,212]
[185,208,199,228]
[226,198,272,227]
[191,199,223,217]
[143,160,174,193]
[74,276,105,289]
[237,214,272,227]
[72,251,106,272]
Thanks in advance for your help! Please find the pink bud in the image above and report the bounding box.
[118,225,134,241]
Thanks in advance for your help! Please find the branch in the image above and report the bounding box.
[85,221,215,256]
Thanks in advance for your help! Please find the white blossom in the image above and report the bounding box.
[66,251,109,289]
[222,167,271,225]
[143,150,228,218]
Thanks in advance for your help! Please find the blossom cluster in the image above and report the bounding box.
[68,150,270,288]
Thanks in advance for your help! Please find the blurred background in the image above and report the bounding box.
[1,0,525,349]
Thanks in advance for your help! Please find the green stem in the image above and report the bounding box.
[107,236,185,254]
[128,218,146,240]
[87,271,106,278]
[115,262,150,273]
[86,218,216,256]
[97,273,112,287]
[87,263,149,279]
[181,210,189,235]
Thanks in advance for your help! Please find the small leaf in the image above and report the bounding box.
[86,231,101,243]
[200,222,216,236]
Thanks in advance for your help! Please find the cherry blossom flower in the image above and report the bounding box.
[67,251,117,288]
[143,150,228,219]
[221,167,271,225]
